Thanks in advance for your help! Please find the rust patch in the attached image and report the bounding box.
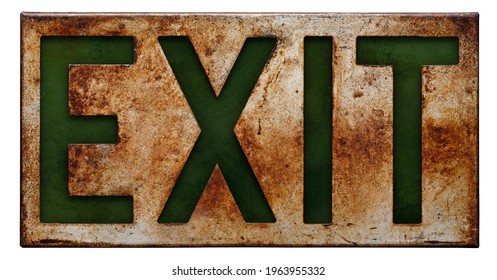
[21,13,478,247]
[353,91,364,98]
[191,166,243,222]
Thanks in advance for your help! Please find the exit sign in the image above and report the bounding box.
[21,13,478,247]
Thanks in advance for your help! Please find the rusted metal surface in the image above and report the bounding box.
[21,13,478,246]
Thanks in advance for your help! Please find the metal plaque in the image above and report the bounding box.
[21,13,478,246]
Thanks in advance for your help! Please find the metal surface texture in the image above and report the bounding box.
[21,13,478,246]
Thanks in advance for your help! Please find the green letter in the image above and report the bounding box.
[40,37,134,223]
[158,37,276,223]
[357,37,458,223]
[304,37,333,224]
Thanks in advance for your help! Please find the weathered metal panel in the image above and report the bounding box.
[21,13,478,246]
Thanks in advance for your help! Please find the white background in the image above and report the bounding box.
[2,1,494,279]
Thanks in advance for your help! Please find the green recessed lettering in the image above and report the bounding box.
[304,37,333,224]
[158,37,277,223]
[40,36,134,223]
[356,37,458,223]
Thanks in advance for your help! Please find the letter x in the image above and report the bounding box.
[158,37,277,223]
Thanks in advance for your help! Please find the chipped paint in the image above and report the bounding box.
[21,13,478,246]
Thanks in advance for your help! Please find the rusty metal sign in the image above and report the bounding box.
[21,13,478,247]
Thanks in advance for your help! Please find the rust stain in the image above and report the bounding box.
[191,166,243,223]
[353,91,364,98]
[21,13,478,247]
